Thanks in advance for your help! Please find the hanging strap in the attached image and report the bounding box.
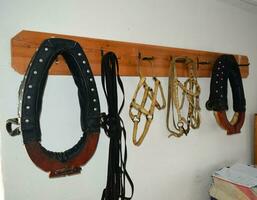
[101,52,134,200]
[166,57,201,137]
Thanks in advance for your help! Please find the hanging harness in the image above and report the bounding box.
[206,55,246,134]
[166,57,201,137]
[129,56,166,146]
[100,52,134,200]
[6,38,101,177]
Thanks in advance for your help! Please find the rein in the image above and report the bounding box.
[166,57,201,137]
[100,52,134,200]
[206,55,246,134]
[6,38,101,177]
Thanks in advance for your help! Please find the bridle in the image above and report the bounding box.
[129,56,166,146]
[6,38,101,177]
[100,52,134,200]
[206,55,246,134]
[166,57,201,137]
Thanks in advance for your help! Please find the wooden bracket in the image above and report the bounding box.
[11,30,249,77]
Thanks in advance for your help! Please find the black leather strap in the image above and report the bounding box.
[206,55,246,112]
[100,52,134,200]
[7,38,100,163]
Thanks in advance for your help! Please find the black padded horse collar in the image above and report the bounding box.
[6,38,100,177]
[206,54,246,134]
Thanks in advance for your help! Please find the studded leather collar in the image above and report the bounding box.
[206,54,246,134]
[6,38,101,177]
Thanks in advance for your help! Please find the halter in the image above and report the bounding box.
[166,57,201,137]
[6,38,100,177]
[206,55,246,134]
[129,56,166,146]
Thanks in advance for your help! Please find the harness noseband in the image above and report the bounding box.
[6,38,100,177]
[206,55,246,134]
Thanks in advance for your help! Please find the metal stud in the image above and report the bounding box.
[89,78,93,82]
[44,47,49,51]
[220,95,223,98]
[94,108,97,111]
[216,74,219,77]
[87,69,90,73]
[39,58,43,63]
[220,86,223,89]
[26,106,30,110]
[25,119,30,123]
[93,99,96,102]
[28,85,33,89]
[78,53,82,56]
[216,81,218,84]
[83,60,86,64]
[34,71,37,75]
[216,90,218,93]
[219,61,221,64]
[91,88,95,92]
[218,67,220,70]
[27,96,31,99]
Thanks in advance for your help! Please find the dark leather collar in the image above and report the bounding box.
[6,38,101,177]
[206,54,246,134]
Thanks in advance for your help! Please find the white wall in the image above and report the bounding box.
[1,0,257,199]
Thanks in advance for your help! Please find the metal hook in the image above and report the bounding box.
[101,49,104,58]
[55,55,60,64]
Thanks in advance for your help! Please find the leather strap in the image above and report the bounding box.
[100,52,134,200]
[206,55,246,134]
[6,38,101,177]
[166,57,201,137]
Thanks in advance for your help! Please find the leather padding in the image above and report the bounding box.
[206,55,246,112]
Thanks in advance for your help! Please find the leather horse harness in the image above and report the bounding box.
[206,55,246,134]
[6,38,101,177]
[166,57,201,137]
[100,52,134,200]
[129,55,166,146]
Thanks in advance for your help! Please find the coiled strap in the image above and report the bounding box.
[206,55,246,134]
[6,38,100,177]
[101,52,134,200]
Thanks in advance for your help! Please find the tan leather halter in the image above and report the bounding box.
[166,57,201,138]
[129,56,166,146]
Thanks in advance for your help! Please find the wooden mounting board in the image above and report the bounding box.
[11,30,249,77]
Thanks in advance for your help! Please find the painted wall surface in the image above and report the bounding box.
[1,0,257,199]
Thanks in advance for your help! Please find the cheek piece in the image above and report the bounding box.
[205,54,246,135]
[6,38,101,177]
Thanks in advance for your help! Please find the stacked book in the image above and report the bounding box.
[209,164,257,200]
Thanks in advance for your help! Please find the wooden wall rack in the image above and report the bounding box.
[11,30,249,77]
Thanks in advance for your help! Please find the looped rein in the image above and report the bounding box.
[129,76,166,146]
[166,57,201,137]
[6,38,101,177]
[206,55,246,135]
[101,52,134,200]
